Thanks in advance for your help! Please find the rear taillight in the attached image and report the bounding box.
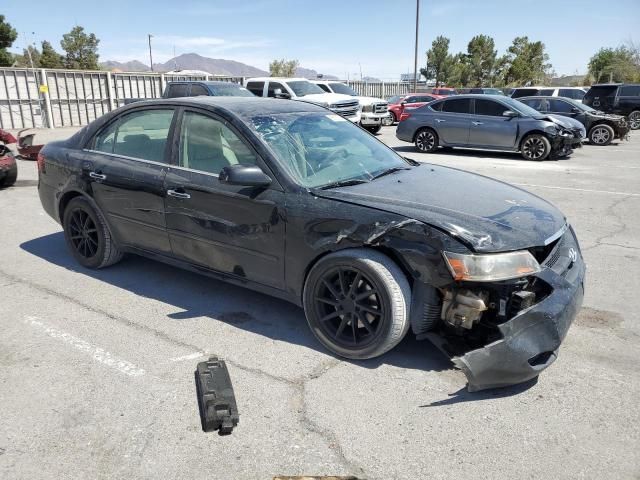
[399,112,411,122]
[37,152,46,173]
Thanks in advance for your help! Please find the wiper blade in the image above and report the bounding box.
[370,166,410,180]
[317,179,370,190]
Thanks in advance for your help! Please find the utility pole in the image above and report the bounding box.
[413,0,420,92]
[148,34,154,71]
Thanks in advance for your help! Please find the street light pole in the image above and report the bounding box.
[413,0,420,92]
[148,34,154,72]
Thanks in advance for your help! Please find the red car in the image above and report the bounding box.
[0,129,18,188]
[386,93,444,124]
[430,87,458,96]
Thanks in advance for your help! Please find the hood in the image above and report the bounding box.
[356,96,386,106]
[314,164,566,253]
[296,93,356,105]
[542,114,582,130]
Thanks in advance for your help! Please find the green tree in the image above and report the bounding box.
[0,15,18,66]
[269,58,299,77]
[502,36,551,86]
[421,36,450,86]
[466,35,497,87]
[588,46,639,83]
[40,40,65,68]
[13,45,41,68]
[61,26,100,70]
[446,53,472,88]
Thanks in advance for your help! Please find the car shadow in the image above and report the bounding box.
[393,145,573,161]
[420,377,538,407]
[21,232,454,377]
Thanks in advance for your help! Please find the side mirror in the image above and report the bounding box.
[273,88,290,99]
[571,107,581,113]
[219,165,272,187]
[502,110,519,118]
[400,101,407,106]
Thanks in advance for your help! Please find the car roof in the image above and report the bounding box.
[130,96,327,117]
[518,96,573,100]
[245,77,310,82]
[167,81,242,87]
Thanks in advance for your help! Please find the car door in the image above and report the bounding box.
[467,99,519,148]
[163,108,286,289]
[435,98,472,144]
[82,107,175,254]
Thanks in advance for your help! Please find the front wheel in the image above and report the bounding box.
[303,249,411,360]
[364,125,381,134]
[588,124,614,145]
[62,196,123,269]
[0,156,17,188]
[628,110,640,130]
[521,134,551,161]
[382,115,394,126]
[414,128,439,153]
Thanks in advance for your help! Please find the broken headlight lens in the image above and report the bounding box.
[443,250,541,282]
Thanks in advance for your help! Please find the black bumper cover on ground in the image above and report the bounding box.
[453,258,586,392]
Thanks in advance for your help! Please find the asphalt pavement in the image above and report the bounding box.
[1,126,639,480]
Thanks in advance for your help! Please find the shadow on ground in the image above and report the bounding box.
[392,145,572,162]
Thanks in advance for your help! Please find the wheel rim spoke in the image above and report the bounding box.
[357,312,375,335]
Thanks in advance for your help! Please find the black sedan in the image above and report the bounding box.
[37,97,585,391]
[519,96,630,146]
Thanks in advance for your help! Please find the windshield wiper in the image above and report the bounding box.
[317,179,370,190]
[370,166,411,181]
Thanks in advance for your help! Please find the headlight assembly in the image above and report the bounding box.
[443,250,541,282]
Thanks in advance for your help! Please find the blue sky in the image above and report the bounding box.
[3,0,639,80]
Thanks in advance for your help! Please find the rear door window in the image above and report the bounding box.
[429,101,443,111]
[584,86,618,100]
[166,84,189,98]
[94,109,174,163]
[538,89,555,96]
[246,81,265,96]
[317,84,331,93]
[442,98,471,113]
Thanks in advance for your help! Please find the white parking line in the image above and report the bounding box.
[169,352,205,362]
[24,316,145,377]
[513,183,640,197]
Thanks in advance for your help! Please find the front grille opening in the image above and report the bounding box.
[528,351,555,366]
[529,236,561,264]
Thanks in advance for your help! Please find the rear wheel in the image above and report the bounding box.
[414,128,439,153]
[303,249,411,360]
[0,156,17,188]
[628,110,640,130]
[588,124,614,145]
[521,134,551,161]
[62,196,122,269]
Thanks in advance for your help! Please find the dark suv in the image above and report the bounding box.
[583,84,640,130]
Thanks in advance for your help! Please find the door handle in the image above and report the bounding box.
[89,171,106,180]
[167,189,191,199]
[435,118,446,123]
[472,121,484,126]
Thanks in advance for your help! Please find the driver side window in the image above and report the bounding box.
[179,111,258,175]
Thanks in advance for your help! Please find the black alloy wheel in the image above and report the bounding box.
[521,134,551,161]
[312,266,388,350]
[68,209,100,259]
[415,128,438,153]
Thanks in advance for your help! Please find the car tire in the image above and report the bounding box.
[303,248,411,360]
[62,196,123,269]
[628,110,640,130]
[0,160,17,189]
[414,128,439,153]
[364,125,381,134]
[521,134,551,161]
[387,112,397,125]
[588,124,614,146]
[382,115,394,126]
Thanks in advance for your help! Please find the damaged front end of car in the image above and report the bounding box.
[414,226,585,391]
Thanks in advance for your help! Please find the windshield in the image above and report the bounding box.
[288,81,325,97]
[248,112,410,188]
[209,84,255,97]
[504,97,546,117]
[328,83,358,96]
[484,88,504,95]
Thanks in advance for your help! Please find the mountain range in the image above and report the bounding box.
[101,53,338,79]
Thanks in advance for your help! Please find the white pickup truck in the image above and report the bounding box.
[245,77,360,123]
[313,81,390,134]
